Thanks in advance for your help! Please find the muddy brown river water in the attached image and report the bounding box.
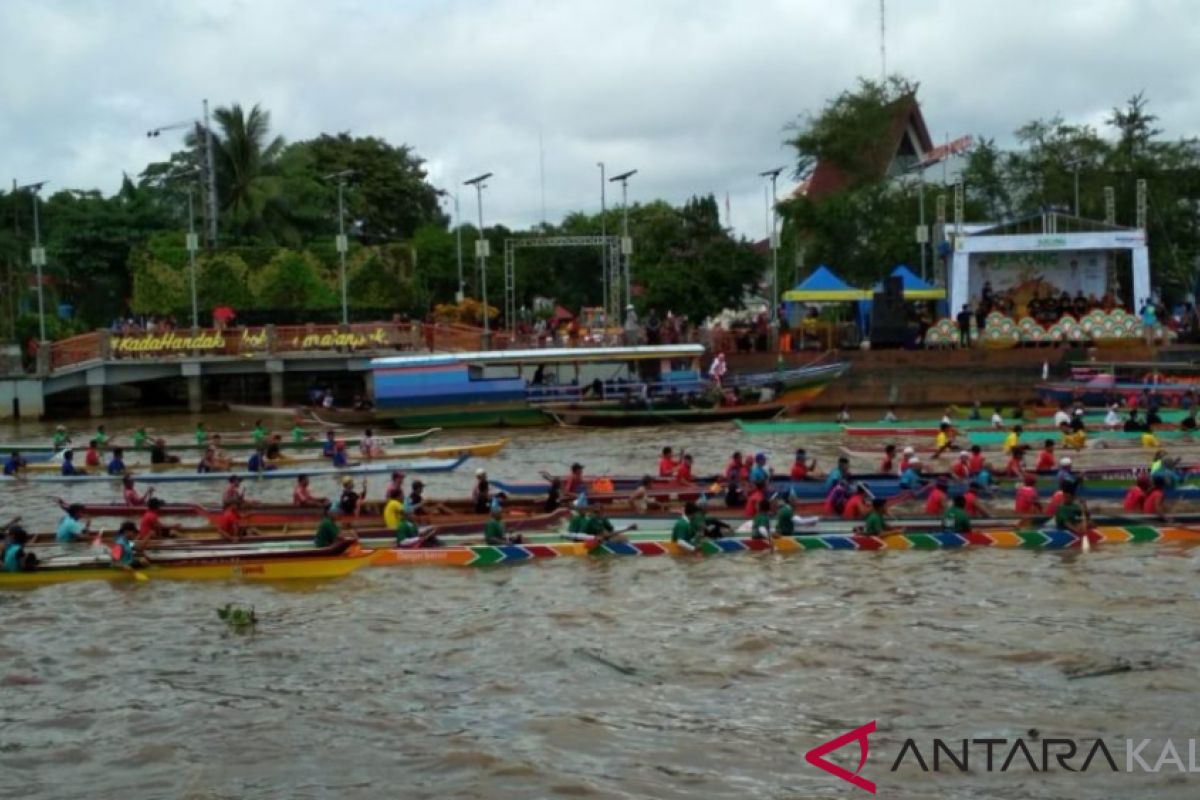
[1,414,1199,799]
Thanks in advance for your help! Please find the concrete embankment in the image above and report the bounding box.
[726,345,1163,411]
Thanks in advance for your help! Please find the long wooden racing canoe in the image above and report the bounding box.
[0,540,373,587]
[0,428,443,455]
[371,525,1200,566]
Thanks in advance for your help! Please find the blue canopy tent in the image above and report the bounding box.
[781,265,869,327]
[858,265,948,337]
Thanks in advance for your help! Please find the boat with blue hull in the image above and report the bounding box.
[369,346,847,428]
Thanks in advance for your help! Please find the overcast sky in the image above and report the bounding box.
[1,0,1197,239]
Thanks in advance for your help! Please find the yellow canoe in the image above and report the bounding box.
[0,548,374,587]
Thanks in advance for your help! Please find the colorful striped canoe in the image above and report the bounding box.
[369,525,1200,566]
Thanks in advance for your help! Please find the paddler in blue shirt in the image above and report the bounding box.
[898,456,925,491]
[56,504,90,551]
[3,451,27,476]
[2,526,35,572]
[106,447,128,476]
[748,453,771,486]
[824,456,851,490]
[60,450,85,476]
[321,431,337,458]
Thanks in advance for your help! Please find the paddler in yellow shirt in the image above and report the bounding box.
[932,422,957,459]
[1140,424,1160,449]
[1003,424,1024,455]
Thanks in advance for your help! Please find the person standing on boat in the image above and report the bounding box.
[137,498,179,542]
[292,475,327,508]
[708,352,727,387]
[472,469,491,514]
[3,451,26,476]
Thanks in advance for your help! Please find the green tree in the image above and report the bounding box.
[129,248,187,316]
[251,249,337,309]
[347,243,423,313]
[197,252,255,310]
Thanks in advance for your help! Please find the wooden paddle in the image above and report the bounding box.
[586,524,638,551]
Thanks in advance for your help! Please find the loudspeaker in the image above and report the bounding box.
[871,289,909,347]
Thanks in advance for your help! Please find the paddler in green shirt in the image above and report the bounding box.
[94,424,109,447]
[751,498,772,540]
[195,422,208,447]
[52,425,71,450]
[132,427,148,449]
[672,500,701,552]
[484,508,522,545]
[251,420,268,447]
[942,494,972,534]
[394,506,419,546]
[566,498,591,539]
[1053,486,1088,536]
[291,423,307,444]
[776,496,797,537]
[861,498,890,537]
[313,503,341,548]
[583,504,625,545]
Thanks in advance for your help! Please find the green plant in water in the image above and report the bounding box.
[217,603,258,631]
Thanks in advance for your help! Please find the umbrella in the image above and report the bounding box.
[212,305,237,323]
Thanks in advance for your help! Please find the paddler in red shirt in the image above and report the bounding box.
[967,445,985,475]
[724,451,743,481]
[222,475,246,507]
[1014,474,1041,515]
[564,462,587,494]
[1035,440,1056,473]
[879,444,897,474]
[675,454,695,484]
[842,484,870,519]
[1143,475,1168,517]
[790,449,816,480]
[217,499,259,542]
[923,480,950,516]
[963,481,990,517]
[658,447,682,478]
[84,439,101,469]
[898,446,916,473]
[1004,446,1028,479]
[1122,475,1150,512]
[744,481,767,518]
[122,475,154,507]
[136,497,179,543]
[950,451,971,480]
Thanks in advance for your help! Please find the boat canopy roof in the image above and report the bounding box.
[372,344,705,370]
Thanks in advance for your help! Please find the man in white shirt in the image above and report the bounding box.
[1053,406,1071,428]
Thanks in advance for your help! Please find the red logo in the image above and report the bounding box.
[805,721,877,794]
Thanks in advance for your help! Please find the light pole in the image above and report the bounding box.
[147,99,220,249]
[17,181,49,343]
[323,170,354,324]
[759,167,784,323]
[186,184,200,328]
[608,169,637,322]
[464,172,493,340]
[597,162,608,321]
[1068,159,1083,216]
[437,187,466,302]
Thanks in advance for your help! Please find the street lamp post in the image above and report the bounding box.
[323,170,354,324]
[464,172,493,340]
[453,190,464,301]
[597,162,608,321]
[608,169,637,322]
[147,100,220,249]
[759,167,784,323]
[18,181,48,343]
[186,185,200,329]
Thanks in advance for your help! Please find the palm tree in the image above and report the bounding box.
[211,103,286,238]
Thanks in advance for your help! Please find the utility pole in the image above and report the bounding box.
[464,173,493,341]
[597,162,607,320]
[759,167,784,323]
[609,169,638,323]
[186,185,199,328]
[202,99,219,249]
[323,170,354,324]
[17,181,48,342]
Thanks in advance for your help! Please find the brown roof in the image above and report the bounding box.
[794,92,934,201]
